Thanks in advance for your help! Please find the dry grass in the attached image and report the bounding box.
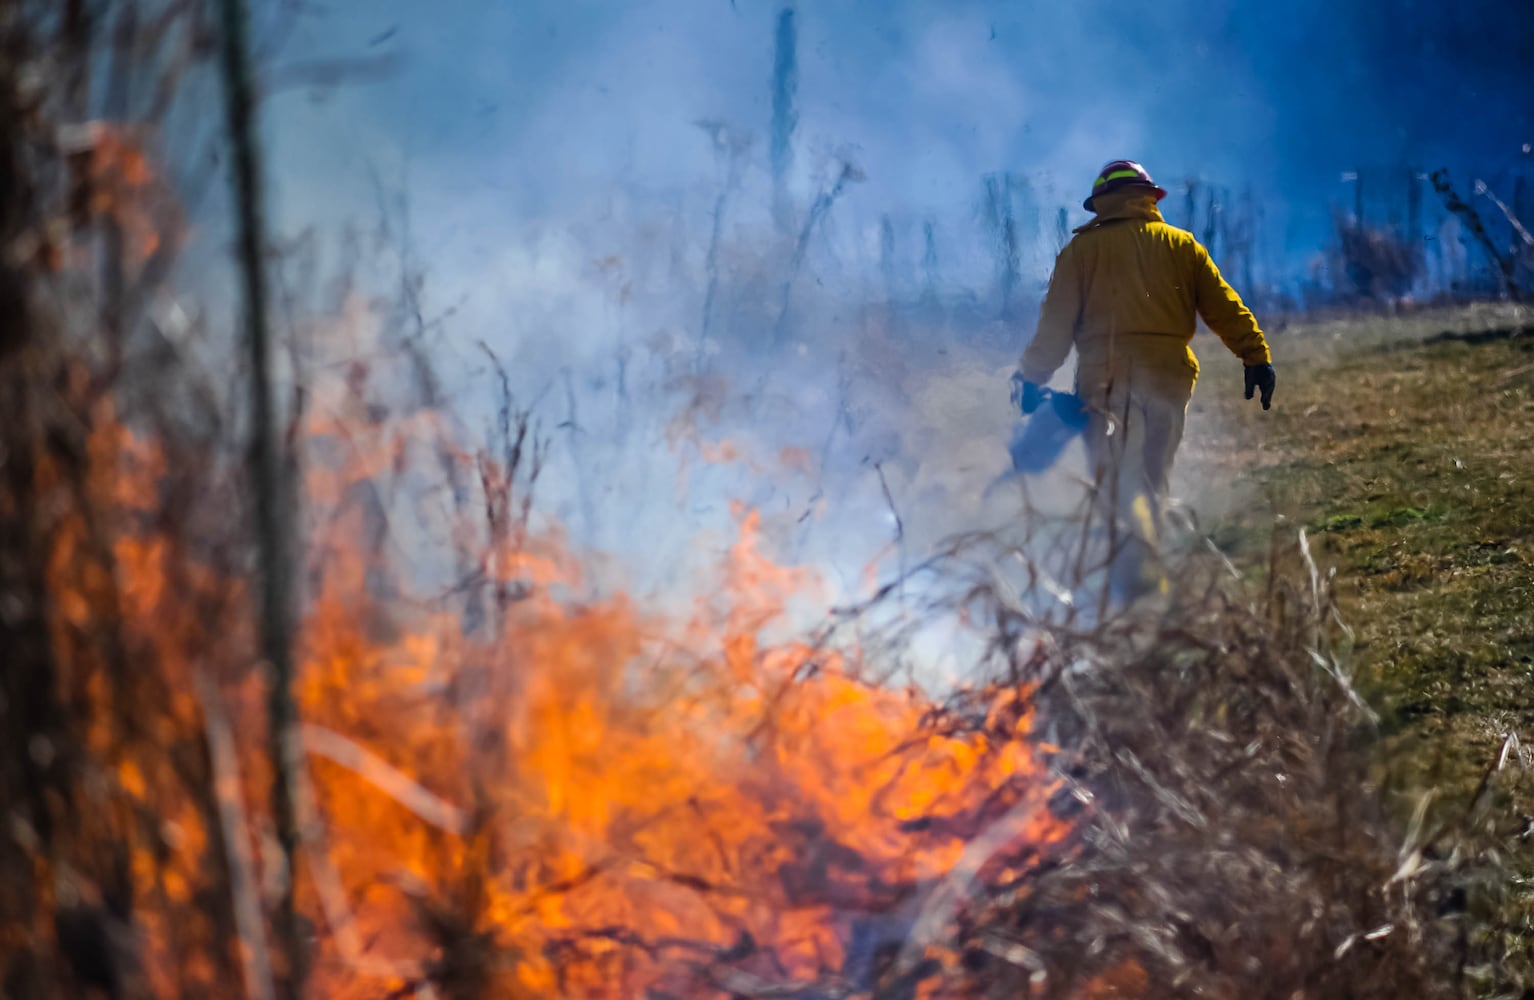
[1177,302,1534,994]
[686,502,1525,998]
[1182,304,1534,773]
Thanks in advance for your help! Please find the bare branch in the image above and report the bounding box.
[300,724,469,835]
[196,676,277,1000]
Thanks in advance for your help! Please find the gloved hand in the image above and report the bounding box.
[1009,371,1045,415]
[1244,363,1276,410]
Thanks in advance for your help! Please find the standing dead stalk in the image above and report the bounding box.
[215,0,305,992]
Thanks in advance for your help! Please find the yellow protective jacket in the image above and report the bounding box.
[1019,190,1271,403]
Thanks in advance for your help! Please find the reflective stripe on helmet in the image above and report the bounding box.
[1093,168,1149,189]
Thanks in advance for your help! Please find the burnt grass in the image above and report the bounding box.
[1181,302,1534,984]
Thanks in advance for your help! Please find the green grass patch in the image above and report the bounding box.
[1311,503,1444,534]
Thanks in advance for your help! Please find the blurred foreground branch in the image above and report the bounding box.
[216,0,305,992]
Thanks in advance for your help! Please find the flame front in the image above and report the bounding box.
[44,381,1069,998]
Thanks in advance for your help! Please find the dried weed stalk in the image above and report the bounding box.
[803,519,1529,999]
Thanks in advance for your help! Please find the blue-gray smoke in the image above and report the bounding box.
[243,0,1534,639]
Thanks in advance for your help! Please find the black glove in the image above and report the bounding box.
[1244,363,1276,410]
[1009,371,1045,415]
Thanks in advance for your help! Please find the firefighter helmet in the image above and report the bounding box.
[1084,160,1168,212]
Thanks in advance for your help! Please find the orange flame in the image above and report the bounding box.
[40,377,1070,998]
[63,122,175,264]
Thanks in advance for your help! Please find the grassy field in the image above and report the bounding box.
[1179,302,1534,981]
[1183,303,1534,783]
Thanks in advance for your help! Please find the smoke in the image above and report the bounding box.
[240,0,1534,657]
[264,0,1534,268]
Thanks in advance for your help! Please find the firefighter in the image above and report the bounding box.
[1011,159,1276,606]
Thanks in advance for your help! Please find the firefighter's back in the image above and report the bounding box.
[1059,209,1208,399]
[1065,216,1204,343]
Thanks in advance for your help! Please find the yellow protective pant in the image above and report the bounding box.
[1079,368,1192,608]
